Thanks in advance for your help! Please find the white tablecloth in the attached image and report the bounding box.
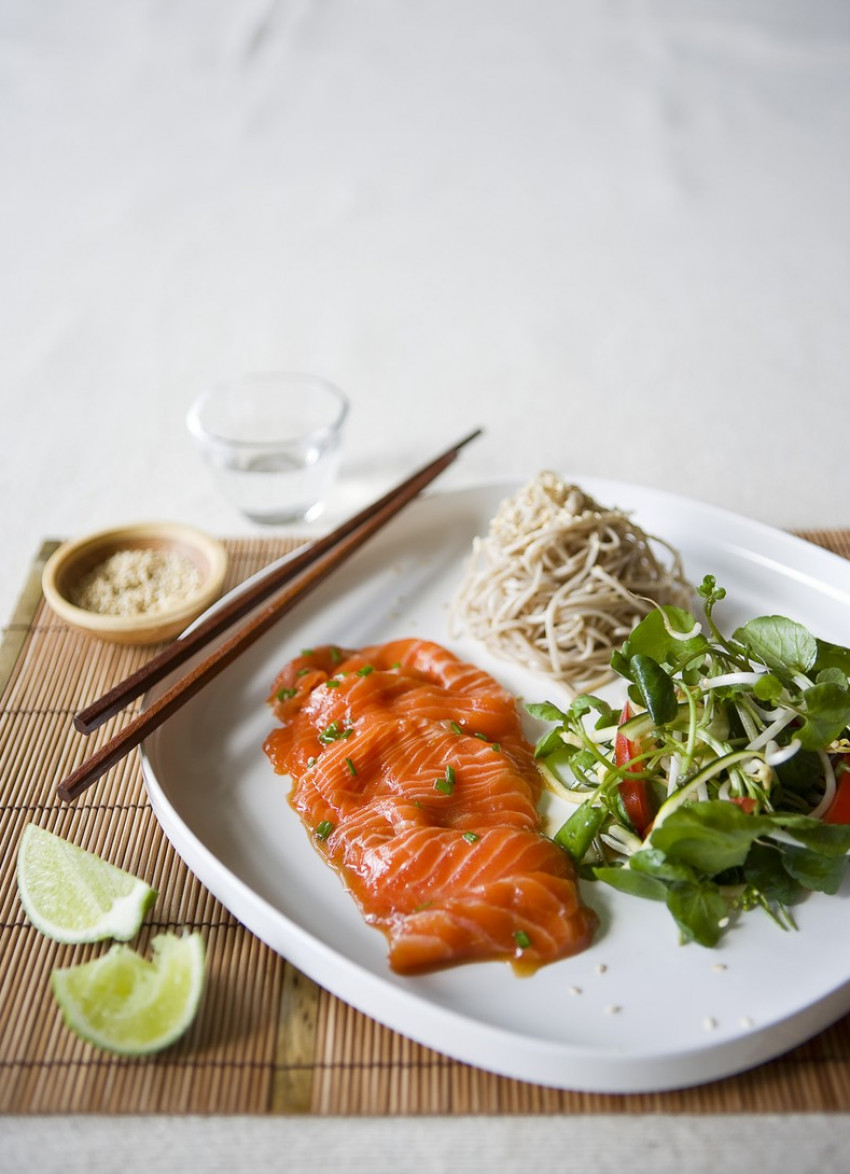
[3,0,849,622]
[3,1114,850,1174]
[2,2,850,1169]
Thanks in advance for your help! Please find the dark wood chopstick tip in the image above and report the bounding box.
[456,427,483,449]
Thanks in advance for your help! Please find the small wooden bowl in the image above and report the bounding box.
[41,523,229,645]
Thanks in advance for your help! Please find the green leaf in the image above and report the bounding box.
[542,745,598,788]
[629,847,698,885]
[814,638,850,679]
[570,694,617,724]
[534,728,567,759]
[666,881,730,947]
[526,701,567,724]
[779,843,848,895]
[753,673,784,703]
[560,748,603,789]
[610,650,631,679]
[593,866,669,902]
[797,681,850,750]
[630,654,679,725]
[620,607,707,671]
[735,615,817,676]
[770,813,850,857]
[774,748,822,796]
[743,842,804,906]
[650,801,771,875]
[572,748,601,773]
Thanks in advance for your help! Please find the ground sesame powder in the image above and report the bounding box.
[70,548,202,617]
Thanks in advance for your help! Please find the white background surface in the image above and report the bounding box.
[5,1115,850,1174]
[2,1,850,1169]
[3,0,850,625]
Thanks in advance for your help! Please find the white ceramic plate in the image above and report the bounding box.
[140,479,850,1092]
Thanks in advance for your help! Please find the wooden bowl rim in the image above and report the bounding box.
[41,522,229,643]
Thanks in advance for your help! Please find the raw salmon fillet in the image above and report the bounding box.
[263,638,598,974]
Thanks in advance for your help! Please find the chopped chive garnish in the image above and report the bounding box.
[318,721,353,744]
[345,757,357,776]
[462,831,479,843]
[513,930,531,950]
[275,686,297,701]
[297,668,312,677]
[319,722,340,743]
[434,764,457,795]
[356,664,374,677]
[325,678,341,688]
[315,820,334,840]
[474,732,489,742]
[301,648,314,657]
[491,743,501,753]
[449,721,464,735]
[329,647,342,664]
[391,662,402,669]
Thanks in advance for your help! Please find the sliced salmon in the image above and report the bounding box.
[264,638,598,974]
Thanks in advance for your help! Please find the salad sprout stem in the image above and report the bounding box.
[654,750,764,826]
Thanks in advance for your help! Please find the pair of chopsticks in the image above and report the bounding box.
[57,428,482,803]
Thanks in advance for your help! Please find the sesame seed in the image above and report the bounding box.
[604,1005,621,1015]
[596,963,608,975]
[568,986,582,996]
[69,548,201,616]
[703,1017,718,1032]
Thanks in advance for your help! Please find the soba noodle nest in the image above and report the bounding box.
[450,472,692,695]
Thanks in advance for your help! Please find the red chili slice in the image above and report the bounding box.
[823,757,850,824]
[614,702,655,837]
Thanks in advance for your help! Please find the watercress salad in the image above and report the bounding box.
[528,575,850,947]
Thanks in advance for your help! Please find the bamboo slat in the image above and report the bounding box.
[1,531,850,1115]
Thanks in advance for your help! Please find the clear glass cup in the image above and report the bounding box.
[186,372,349,524]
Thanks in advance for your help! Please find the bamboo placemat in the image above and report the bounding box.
[2,531,850,1116]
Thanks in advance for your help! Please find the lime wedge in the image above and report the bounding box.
[51,932,206,1055]
[16,824,157,943]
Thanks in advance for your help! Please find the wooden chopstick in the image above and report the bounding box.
[56,428,482,802]
[74,427,483,735]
